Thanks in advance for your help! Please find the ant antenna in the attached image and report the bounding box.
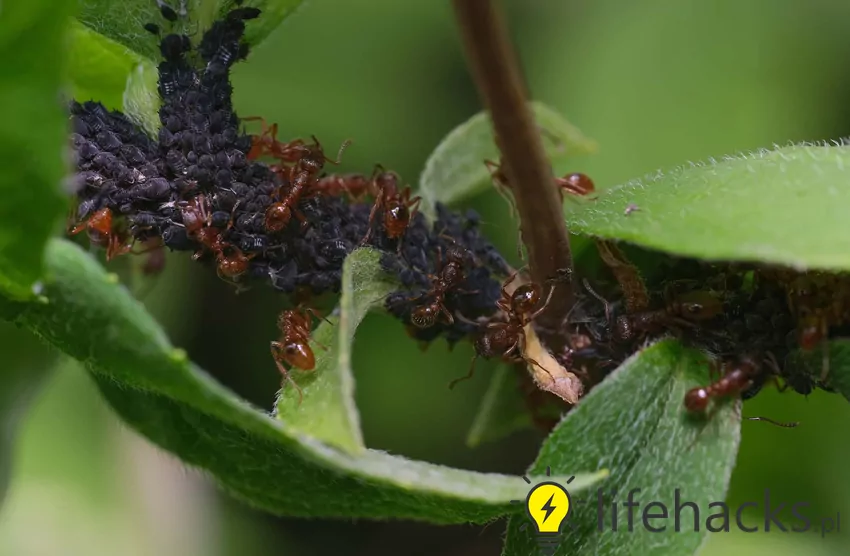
[322,137,352,165]
[581,278,612,323]
[746,416,799,428]
[454,310,483,327]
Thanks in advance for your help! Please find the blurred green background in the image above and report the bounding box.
[3,0,850,554]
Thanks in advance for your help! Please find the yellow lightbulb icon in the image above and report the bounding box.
[525,480,571,555]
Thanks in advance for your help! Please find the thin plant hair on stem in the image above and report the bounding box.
[451,0,575,353]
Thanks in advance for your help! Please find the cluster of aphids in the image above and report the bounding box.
[65,1,555,400]
[550,246,850,425]
[65,2,847,420]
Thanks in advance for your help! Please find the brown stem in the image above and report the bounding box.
[451,0,574,350]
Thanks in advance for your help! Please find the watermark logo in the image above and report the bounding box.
[511,467,574,555]
[511,471,841,555]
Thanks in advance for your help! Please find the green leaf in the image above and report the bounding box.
[785,339,850,403]
[567,144,850,271]
[502,340,741,556]
[466,365,532,448]
[418,101,597,209]
[67,22,161,136]
[121,57,161,136]
[77,0,307,63]
[273,248,397,455]
[0,323,57,509]
[1,238,607,521]
[0,0,73,300]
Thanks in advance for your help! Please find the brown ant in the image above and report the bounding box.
[264,135,350,232]
[69,207,135,261]
[361,166,422,247]
[271,307,330,404]
[684,356,798,428]
[180,195,253,285]
[242,116,306,163]
[583,279,721,343]
[179,194,212,236]
[685,356,761,412]
[313,173,372,202]
[451,271,554,389]
[614,289,724,342]
[556,172,596,200]
[410,244,475,328]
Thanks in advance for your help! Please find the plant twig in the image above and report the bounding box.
[451,0,575,351]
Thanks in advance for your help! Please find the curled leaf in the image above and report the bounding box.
[273,248,398,455]
[0,239,608,521]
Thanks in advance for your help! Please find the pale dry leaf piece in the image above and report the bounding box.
[501,272,584,405]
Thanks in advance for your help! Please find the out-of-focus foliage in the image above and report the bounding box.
[0,0,72,299]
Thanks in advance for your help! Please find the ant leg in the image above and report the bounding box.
[746,416,799,428]
[70,220,88,235]
[456,288,480,295]
[524,355,554,382]
[707,360,722,383]
[306,308,333,326]
[131,238,163,256]
[271,342,304,406]
[407,195,422,221]
[454,311,482,327]
[516,226,525,262]
[582,279,613,324]
[439,303,455,325]
[449,355,479,390]
[500,268,523,300]
[484,159,519,217]
[359,188,384,246]
[328,139,352,165]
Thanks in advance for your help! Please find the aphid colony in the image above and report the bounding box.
[66,2,845,418]
[66,2,513,398]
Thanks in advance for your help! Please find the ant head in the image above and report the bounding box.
[372,167,399,188]
[559,172,595,196]
[445,245,473,266]
[387,204,410,223]
[677,291,723,321]
[411,304,438,328]
[510,284,539,314]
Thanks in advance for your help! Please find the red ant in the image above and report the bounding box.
[313,173,372,202]
[410,244,475,328]
[614,289,724,342]
[484,160,595,207]
[271,307,330,404]
[242,116,306,163]
[361,166,421,247]
[556,172,595,199]
[180,195,253,284]
[684,356,798,428]
[69,207,135,261]
[451,271,554,389]
[583,278,721,343]
[264,136,350,232]
[179,194,211,236]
